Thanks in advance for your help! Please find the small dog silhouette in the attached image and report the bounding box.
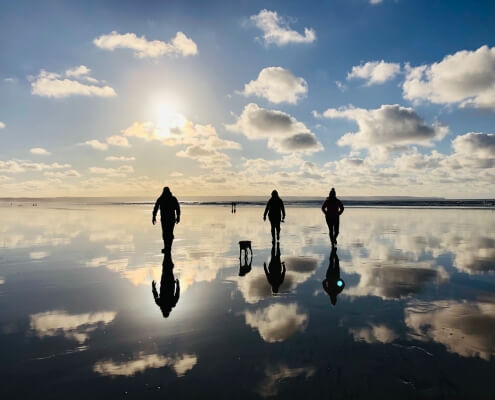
[239,240,252,260]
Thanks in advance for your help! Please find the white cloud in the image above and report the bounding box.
[65,65,91,77]
[405,300,495,360]
[31,69,116,98]
[242,67,308,104]
[106,135,130,147]
[0,121,5,129]
[370,0,383,4]
[347,60,401,85]
[318,104,448,152]
[93,353,197,377]
[403,45,495,110]
[244,303,308,342]
[452,132,495,162]
[0,159,71,173]
[30,310,116,343]
[226,103,323,153]
[105,155,135,162]
[30,147,51,155]
[93,31,198,58]
[251,9,316,46]
[80,139,108,151]
[89,165,134,177]
[44,169,81,178]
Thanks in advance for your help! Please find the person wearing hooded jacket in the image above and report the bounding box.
[263,190,286,242]
[321,187,344,246]
[152,187,181,251]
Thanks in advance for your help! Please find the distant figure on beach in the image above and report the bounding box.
[263,190,286,242]
[152,249,180,318]
[322,247,345,306]
[152,187,180,252]
[264,242,285,294]
[231,201,237,213]
[321,187,344,246]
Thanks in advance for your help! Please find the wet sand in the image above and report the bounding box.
[1,205,494,399]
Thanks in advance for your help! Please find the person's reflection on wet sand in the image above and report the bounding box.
[152,247,180,318]
[239,255,252,276]
[322,247,345,306]
[264,242,285,294]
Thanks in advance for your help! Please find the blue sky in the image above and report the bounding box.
[1,0,494,197]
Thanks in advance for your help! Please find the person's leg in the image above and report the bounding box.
[276,221,280,240]
[270,222,276,241]
[334,218,340,245]
[327,218,334,244]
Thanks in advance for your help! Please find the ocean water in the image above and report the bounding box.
[0,204,494,399]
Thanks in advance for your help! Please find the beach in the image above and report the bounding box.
[1,203,495,399]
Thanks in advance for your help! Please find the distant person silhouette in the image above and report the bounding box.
[152,187,180,252]
[321,188,344,246]
[152,248,180,318]
[263,190,286,242]
[322,247,345,306]
[239,254,252,276]
[264,242,285,294]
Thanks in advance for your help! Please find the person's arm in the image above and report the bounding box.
[281,262,286,281]
[321,200,327,215]
[174,279,180,303]
[281,199,286,220]
[152,198,160,225]
[264,262,269,277]
[263,200,270,220]
[338,200,344,215]
[152,280,159,300]
[175,198,181,223]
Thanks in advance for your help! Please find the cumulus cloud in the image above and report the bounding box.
[405,300,495,360]
[318,104,448,152]
[93,31,198,58]
[80,139,108,151]
[242,67,308,104]
[44,169,81,178]
[30,310,116,343]
[347,60,401,85]
[122,118,240,168]
[349,324,398,344]
[226,103,323,153]
[0,159,71,173]
[105,155,135,161]
[31,69,116,98]
[30,147,51,155]
[450,132,495,168]
[106,135,130,147]
[403,45,495,110]
[65,65,91,77]
[251,9,316,46]
[244,303,308,342]
[93,353,197,377]
[0,121,5,129]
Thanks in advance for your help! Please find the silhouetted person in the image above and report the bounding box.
[322,247,345,306]
[263,190,286,242]
[152,187,180,252]
[234,202,237,213]
[321,188,344,246]
[152,249,180,318]
[264,242,285,294]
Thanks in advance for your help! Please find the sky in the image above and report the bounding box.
[1,0,495,198]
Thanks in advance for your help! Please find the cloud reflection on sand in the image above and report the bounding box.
[93,352,197,377]
[30,310,116,343]
[405,300,495,360]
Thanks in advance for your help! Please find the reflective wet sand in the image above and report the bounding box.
[1,205,494,399]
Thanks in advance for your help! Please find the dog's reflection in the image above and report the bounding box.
[152,248,180,318]
[264,242,285,294]
[322,247,345,306]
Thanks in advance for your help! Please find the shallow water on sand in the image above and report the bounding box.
[1,205,495,399]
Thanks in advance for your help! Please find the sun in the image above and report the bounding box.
[153,101,187,138]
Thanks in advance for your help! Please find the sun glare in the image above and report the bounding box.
[154,101,187,138]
